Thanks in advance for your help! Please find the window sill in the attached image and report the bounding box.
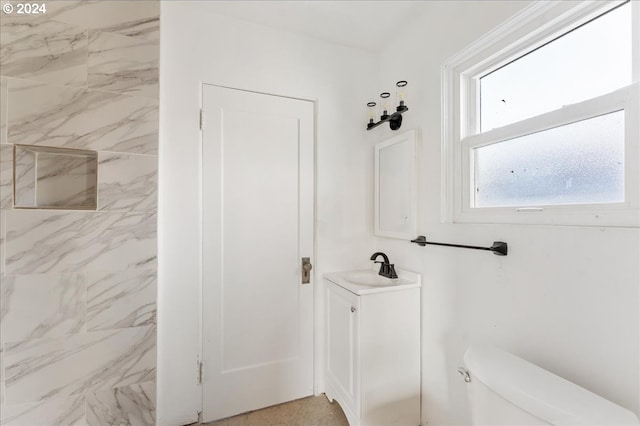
[453,205,640,228]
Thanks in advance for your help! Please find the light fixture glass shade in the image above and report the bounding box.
[367,102,377,123]
[380,92,391,118]
[396,80,408,110]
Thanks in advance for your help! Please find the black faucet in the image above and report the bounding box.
[370,252,398,279]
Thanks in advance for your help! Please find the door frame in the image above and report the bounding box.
[197,82,319,420]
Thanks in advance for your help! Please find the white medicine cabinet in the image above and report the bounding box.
[374,129,418,239]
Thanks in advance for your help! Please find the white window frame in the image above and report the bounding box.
[442,0,640,227]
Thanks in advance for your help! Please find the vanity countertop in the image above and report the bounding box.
[324,266,421,295]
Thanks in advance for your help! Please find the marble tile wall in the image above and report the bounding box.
[0,1,159,424]
[6,79,159,154]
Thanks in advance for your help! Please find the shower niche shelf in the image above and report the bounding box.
[13,144,98,210]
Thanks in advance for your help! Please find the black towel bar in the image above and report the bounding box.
[410,235,508,256]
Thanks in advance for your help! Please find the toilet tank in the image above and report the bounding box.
[463,344,640,426]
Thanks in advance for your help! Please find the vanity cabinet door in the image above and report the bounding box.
[359,289,421,426]
[326,282,360,416]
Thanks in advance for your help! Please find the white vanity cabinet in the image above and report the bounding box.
[324,269,421,426]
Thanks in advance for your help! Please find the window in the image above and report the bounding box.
[443,0,639,226]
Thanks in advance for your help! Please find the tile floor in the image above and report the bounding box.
[204,395,349,426]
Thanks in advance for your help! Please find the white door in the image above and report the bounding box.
[201,84,315,422]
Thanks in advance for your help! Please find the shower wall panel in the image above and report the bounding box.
[0,2,159,424]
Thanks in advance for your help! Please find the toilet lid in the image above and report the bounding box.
[464,343,640,426]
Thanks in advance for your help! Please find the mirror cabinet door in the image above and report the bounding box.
[375,130,418,239]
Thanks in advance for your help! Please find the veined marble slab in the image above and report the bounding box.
[1,346,4,406]
[55,1,159,42]
[0,395,85,426]
[2,1,159,42]
[87,269,156,331]
[98,153,158,212]
[0,144,13,209]
[3,325,156,404]
[0,211,6,275]
[0,19,87,86]
[7,80,159,155]
[4,210,157,275]
[86,381,156,426]
[1,273,86,342]
[88,31,159,99]
[1,77,7,144]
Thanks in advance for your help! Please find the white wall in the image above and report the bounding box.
[371,1,640,425]
[158,3,377,424]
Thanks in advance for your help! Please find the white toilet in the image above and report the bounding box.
[462,343,640,425]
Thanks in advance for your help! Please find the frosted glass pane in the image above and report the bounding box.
[480,2,631,131]
[474,111,624,207]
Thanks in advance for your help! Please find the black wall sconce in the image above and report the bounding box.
[367,80,408,131]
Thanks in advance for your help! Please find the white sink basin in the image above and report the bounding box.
[324,267,421,295]
[340,271,397,286]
